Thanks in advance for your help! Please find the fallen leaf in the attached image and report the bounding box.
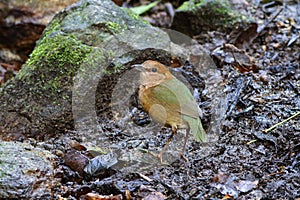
[130,1,160,15]
[234,23,258,49]
[81,193,123,200]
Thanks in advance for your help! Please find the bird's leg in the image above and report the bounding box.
[180,128,189,162]
[149,128,176,163]
[157,131,175,163]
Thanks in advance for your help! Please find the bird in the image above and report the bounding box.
[134,60,206,163]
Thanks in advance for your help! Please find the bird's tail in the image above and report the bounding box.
[185,116,207,142]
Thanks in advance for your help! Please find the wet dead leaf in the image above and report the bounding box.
[236,180,259,193]
[64,150,89,175]
[143,192,166,200]
[81,193,123,200]
[70,140,87,151]
[221,194,234,200]
[211,44,258,73]
[234,22,258,49]
[287,34,299,47]
[84,153,117,177]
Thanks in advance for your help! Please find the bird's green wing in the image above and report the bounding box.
[152,78,206,142]
[152,78,199,118]
[183,115,207,142]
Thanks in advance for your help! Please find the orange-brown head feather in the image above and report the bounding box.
[137,60,173,88]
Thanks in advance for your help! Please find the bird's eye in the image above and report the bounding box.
[151,68,157,72]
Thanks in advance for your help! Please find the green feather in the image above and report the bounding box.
[152,77,207,142]
[183,115,206,142]
[152,79,183,104]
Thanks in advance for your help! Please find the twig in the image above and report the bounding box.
[138,173,153,182]
[263,111,300,133]
[246,139,257,145]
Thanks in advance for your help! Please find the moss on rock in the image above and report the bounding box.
[0,0,183,140]
[19,34,91,78]
[0,0,149,140]
[172,0,249,36]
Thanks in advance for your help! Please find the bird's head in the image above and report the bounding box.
[133,60,173,87]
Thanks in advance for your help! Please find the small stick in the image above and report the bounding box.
[138,173,153,182]
[263,111,300,133]
[246,139,257,145]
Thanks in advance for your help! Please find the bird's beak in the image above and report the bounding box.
[132,64,144,71]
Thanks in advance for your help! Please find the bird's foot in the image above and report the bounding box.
[180,153,189,162]
[139,149,166,164]
[148,151,164,164]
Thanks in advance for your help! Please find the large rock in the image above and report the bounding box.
[0,0,188,140]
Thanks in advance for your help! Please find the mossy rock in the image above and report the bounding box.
[0,0,187,140]
[172,0,249,36]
